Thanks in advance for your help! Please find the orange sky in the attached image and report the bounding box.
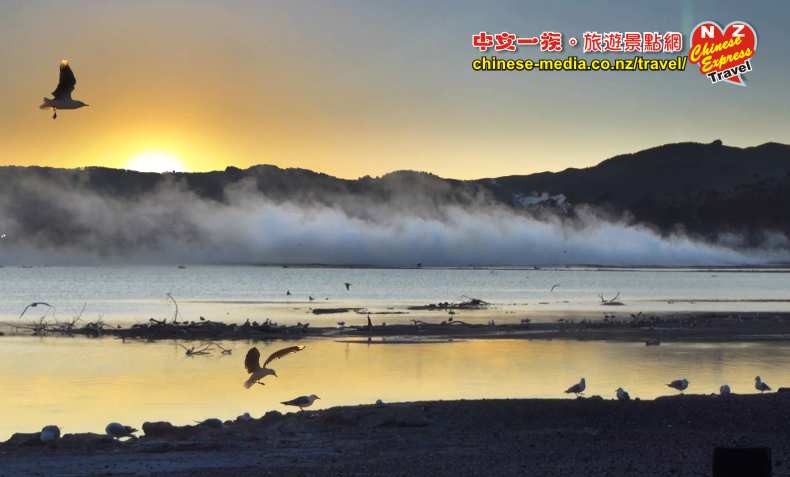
[1,1,787,178]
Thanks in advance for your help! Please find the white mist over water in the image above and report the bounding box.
[0,177,786,266]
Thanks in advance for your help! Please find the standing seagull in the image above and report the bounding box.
[281,394,320,411]
[565,377,586,396]
[667,378,689,394]
[616,387,630,401]
[40,60,89,119]
[754,376,771,393]
[243,345,305,388]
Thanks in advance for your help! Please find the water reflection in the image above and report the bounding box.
[0,336,788,440]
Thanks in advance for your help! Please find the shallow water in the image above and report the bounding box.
[1,336,789,440]
[1,266,790,328]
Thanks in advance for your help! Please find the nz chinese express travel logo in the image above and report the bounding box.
[688,21,757,86]
[470,21,758,88]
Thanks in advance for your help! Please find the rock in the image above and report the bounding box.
[40,425,60,443]
[5,432,43,446]
[376,399,384,406]
[59,433,114,449]
[137,440,174,453]
[237,412,253,422]
[142,421,177,438]
[261,410,283,423]
[197,418,223,429]
[776,387,790,394]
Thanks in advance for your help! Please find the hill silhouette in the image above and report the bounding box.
[2,140,789,247]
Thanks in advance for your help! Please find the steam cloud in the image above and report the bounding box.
[0,175,786,266]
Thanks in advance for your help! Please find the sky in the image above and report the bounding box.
[0,0,787,179]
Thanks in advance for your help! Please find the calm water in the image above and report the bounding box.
[2,266,790,440]
[0,336,789,440]
[1,266,790,327]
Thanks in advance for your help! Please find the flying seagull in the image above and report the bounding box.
[755,376,771,393]
[550,283,560,292]
[344,282,351,291]
[19,302,53,319]
[720,384,732,397]
[244,345,305,388]
[667,378,689,394]
[40,60,89,119]
[616,387,630,401]
[105,422,137,439]
[281,394,320,411]
[565,377,586,396]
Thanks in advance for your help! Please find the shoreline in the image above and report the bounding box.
[2,394,789,476]
[6,311,790,344]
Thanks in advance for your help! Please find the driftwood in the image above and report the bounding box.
[408,297,490,311]
[46,317,314,341]
[312,308,364,315]
[599,292,625,306]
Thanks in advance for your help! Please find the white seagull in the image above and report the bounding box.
[565,377,586,396]
[244,345,305,388]
[754,376,771,393]
[40,60,89,119]
[281,394,320,411]
[105,422,137,439]
[616,387,630,401]
[719,384,731,397]
[667,378,689,394]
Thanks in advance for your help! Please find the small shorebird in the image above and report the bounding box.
[565,377,586,396]
[720,384,732,397]
[282,394,320,411]
[244,345,305,388]
[755,376,771,393]
[667,378,689,394]
[616,387,630,401]
[40,60,89,119]
[105,422,137,439]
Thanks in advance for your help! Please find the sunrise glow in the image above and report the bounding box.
[126,152,187,173]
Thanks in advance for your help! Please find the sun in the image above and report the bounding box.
[126,151,187,173]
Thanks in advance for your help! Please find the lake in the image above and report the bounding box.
[1,265,790,328]
[2,265,790,440]
[1,336,789,440]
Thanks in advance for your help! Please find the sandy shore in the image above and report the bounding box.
[2,393,789,476]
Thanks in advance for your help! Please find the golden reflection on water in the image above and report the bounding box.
[1,336,789,439]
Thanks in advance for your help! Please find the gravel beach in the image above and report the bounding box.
[2,393,789,476]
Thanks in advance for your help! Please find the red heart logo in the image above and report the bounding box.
[688,21,757,86]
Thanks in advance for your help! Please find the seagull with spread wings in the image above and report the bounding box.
[243,345,305,388]
[40,60,89,119]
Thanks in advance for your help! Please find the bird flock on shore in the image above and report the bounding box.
[564,375,774,400]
